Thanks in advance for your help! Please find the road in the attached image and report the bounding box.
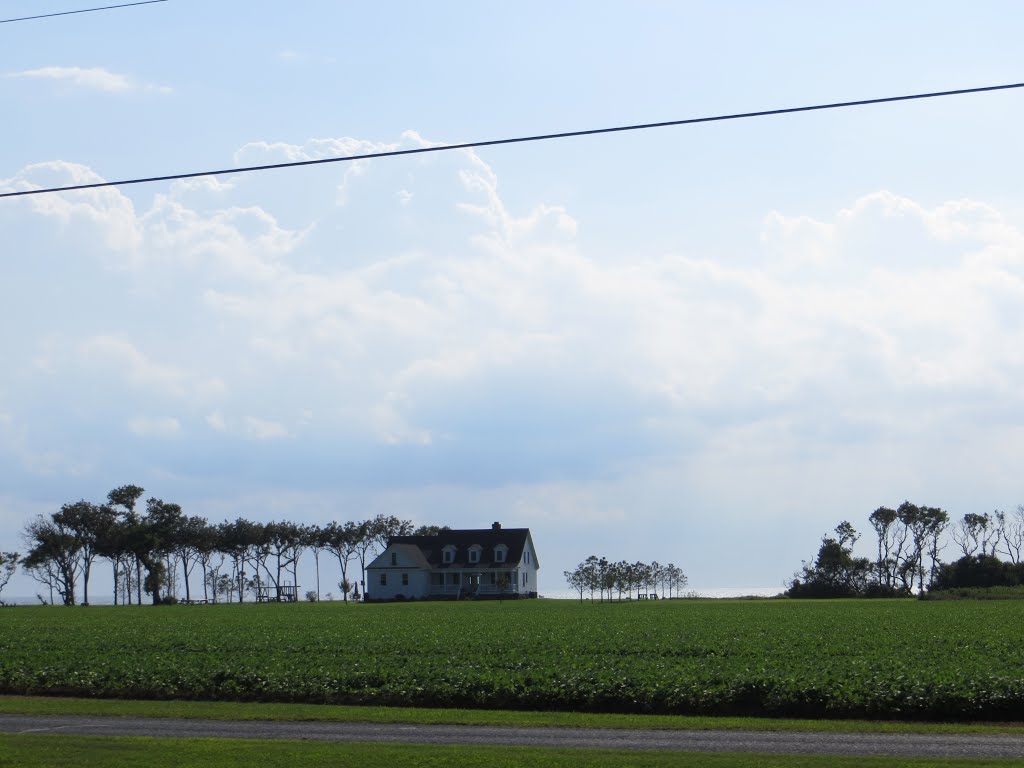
[3,714,1024,758]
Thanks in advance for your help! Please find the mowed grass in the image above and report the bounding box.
[2,734,1022,768]
[2,599,1024,720]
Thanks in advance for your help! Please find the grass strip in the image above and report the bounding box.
[1,696,1022,735]
[2,734,1023,768]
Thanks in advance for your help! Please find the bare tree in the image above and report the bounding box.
[0,551,18,604]
[997,506,1024,564]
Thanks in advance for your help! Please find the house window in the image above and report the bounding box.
[402,573,409,586]
[380,573,387,586]
[494,548,506,563]
[489,573,496,584]
[443,548,454,563]
[522,572,527,587]
[391,552,397,566]
[449,573,459,585]
[469,548,480,564]
[524,551,530,564]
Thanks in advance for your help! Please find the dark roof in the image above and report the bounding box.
[387,527,535,569]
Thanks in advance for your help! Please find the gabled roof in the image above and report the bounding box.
[384,526,538,570]
[366,542,432,570]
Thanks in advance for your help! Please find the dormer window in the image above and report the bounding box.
[468,545,482,564]
[494,544,508,563]
[391,552,397,566]
[442,545,456,564]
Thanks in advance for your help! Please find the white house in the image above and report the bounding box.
[365,522,539,601]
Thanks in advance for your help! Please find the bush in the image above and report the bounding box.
[930,555,1024,591]
[305,591,318,602]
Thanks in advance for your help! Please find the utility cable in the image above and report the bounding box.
[0,0,167,25]
[2,81,1022,200]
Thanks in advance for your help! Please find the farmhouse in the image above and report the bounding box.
[365,522,539,601]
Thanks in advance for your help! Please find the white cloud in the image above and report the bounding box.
[128,417,181,437]
[6,133,1024,541]
[245,417,289,440]
[7,66,171,93]
[78,336,226,401]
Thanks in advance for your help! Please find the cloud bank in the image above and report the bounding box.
[2,131,1022,588]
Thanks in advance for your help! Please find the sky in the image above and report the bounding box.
[2,1,1023,599]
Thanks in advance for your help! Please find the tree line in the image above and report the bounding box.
[10,484,423,606]
[788,501,1024,597]
[564,555,687,602]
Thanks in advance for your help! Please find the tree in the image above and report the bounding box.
[53,500,116,606]
[921,506,949,589]
[303,524,326,601]
[932,554,1024,590]
[951,512,999,559]
[107,484,145,604]
[868,506,898,588]
[339,578,353,602]
[665,563,688,597]
[170,515,211,603]
[22,514,82,605]
[787,522,873,598]
[897,501,931,593]
[132,497,185,605]
[413,524,451,536]
[997,506,1024,564]
[0,551,18,604]
[324,521,360,603]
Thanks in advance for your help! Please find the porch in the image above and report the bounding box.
[427,570,518,597]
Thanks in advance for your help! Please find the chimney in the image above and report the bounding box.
[492,521,501,531]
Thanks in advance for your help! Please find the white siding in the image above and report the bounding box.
[366,567,430,600]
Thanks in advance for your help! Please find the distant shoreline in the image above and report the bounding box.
[1,586,784,606]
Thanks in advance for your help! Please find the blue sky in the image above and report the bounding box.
[2,1,1024,597]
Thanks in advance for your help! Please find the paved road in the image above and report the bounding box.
[2,714,1024,759]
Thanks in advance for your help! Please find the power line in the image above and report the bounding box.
[2,81,1022,200]
[0,0,167,24]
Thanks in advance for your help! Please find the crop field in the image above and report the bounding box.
[1,599,1023,720]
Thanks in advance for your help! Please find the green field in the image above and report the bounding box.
[6,734,1022,768]
[2,599,1023,720]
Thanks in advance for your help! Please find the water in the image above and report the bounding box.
[541,586,783,600]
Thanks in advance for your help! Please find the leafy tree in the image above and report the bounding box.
[22,514,82,605]
[932,554,1024,590]
[412,524,451,536]
[53,500,116,605]
[787,522,873,598]
[868,506,898,588]
[107,484,145,604]
[324,521,360,603]
[921,506,949,589]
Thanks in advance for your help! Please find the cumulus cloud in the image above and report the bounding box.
[6,132,1024,530]
[7,66,171,93]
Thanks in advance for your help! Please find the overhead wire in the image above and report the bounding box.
[2,81,1022,200]
[0,0,167,25]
